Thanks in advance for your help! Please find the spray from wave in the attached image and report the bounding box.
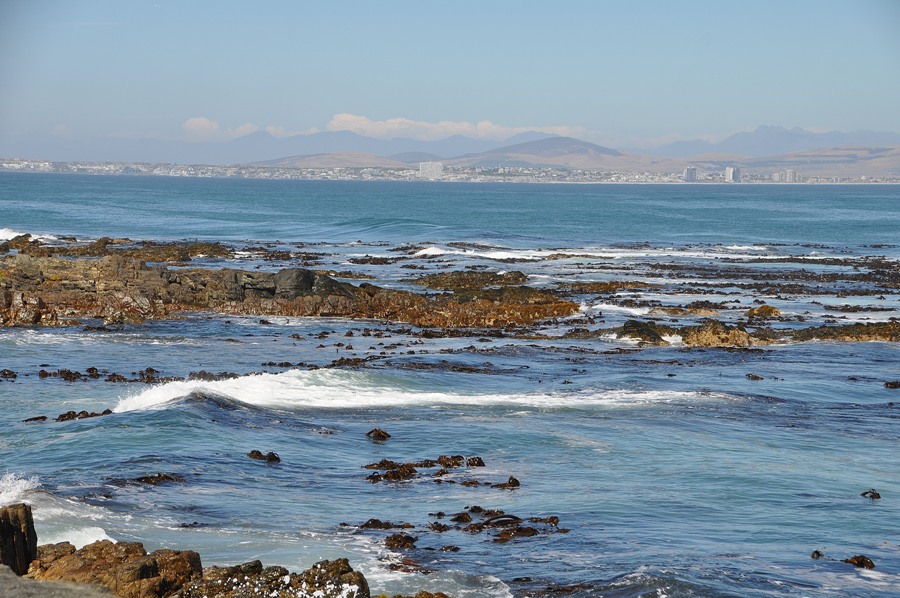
[114,368,732,413]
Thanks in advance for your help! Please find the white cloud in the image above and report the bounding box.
[325,113,584,141]
[181,117,259,142]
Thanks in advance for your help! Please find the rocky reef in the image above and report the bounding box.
[0,244,577,329]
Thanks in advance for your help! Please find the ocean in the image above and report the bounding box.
[1,172,899,597]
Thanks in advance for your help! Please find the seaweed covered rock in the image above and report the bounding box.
[176,558,370,598]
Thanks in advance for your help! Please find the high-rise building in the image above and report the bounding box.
[784,169,798,183]
[683,167,697,182]
[419,161,443,180]
[725,166,741,182]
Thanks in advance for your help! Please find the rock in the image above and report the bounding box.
[0,503,38,575]
[247,450,281,463]
[842,555,875,569]
[492,476,521,490]
[412,270,528,291]
[365,428,391,441]
[26,540,202,597]
[357,519,413,530]
[384,534,418,550]
[132,473,184,485]
[885,380,900,389]
[22,415,47,423]
[745,304,781,318]
[55,409,112,422]
[746,373,764,381]
[0,369,16,379]
[810,549,826,559]
[860,489,881,500]
[466,456,485,467]
[0,564,114,597]
[681,319,752,347]
[176,558,369,598]
[619,320,673,345]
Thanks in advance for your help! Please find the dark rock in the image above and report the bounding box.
[0,503,38,575]
[55,409,112,422]
[384,534,418,550]
[437,455,464,468]
[0,369,16,379]
[885,380,900,389]
[450,512,472,524]
[247,450,281,463]
[860,489,881,500]
[21,415,47,423]
[365,428,391,441]
[105,373,128,382]
[358,519,413,530]
[133,473,184,485]
[842,555,875,569]
[367,464,417,483]
[811,549,826,559]
[492,476,521,489]
[746,373,764,381]
[466,456,485,467]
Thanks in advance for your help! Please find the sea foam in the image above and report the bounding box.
[114,368,731,413]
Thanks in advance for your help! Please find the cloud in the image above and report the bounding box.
[325,113,584,141]
[182,117,259,142]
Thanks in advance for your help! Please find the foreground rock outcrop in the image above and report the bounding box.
[27,541,202,598]
[22,539,371,598]
[0,254,577,328]
[0,503,38,575]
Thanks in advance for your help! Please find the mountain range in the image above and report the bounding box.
[2,125,899,176]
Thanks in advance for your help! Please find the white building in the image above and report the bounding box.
[725,166,741,182]
[419,161,443,180]
[683,166,697,182]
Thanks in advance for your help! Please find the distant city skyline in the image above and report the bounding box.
[2,0,899,153]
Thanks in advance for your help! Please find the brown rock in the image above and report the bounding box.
[842,555,875,569]
[745,304,781,319]
[365,428,391,441]
[26,540,202,597]
[681,319,752,348]
[384,534,418,550]
[247,450,281,463]
[0,503,38,575]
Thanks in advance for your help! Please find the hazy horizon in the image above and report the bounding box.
[2,0,899,157]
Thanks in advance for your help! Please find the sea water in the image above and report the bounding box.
[1,172,899,597]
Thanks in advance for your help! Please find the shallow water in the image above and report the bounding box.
[2,174,899,596]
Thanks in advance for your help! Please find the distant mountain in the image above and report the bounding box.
[0,129,555,165]
[258,152,409,169]
[449,136,620,167]
[653,126,900,158]
[445,136,686,171]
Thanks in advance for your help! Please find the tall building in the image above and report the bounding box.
[683,166,697,182]
[725,166,741,182]
[784,169,798,183]
[419,161,443,180]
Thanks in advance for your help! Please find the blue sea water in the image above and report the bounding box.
[1,172,899,597]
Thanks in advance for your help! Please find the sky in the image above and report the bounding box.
[1,0,900,149]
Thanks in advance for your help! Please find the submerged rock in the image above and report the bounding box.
[365,428,392,441]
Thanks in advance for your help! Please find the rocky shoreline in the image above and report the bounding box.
[2,234,898,346]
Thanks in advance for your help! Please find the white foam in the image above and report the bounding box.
[1,473,116,549]
[0,227,24,241]
[114,369,733,412]
[589,302,652,316]
[0,472,40,505]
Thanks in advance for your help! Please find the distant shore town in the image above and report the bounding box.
[2,158,898,184]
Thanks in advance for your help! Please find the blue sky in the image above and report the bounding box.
[2,0,899,148]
